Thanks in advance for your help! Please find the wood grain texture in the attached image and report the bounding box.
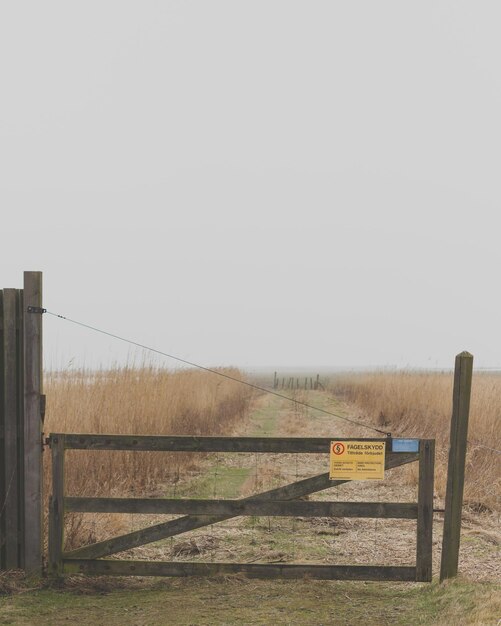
[48,435,65,577]
[1,290,19,568]
[57,433,391,453]
[65,497,418,519]
[416,439,435,582]
[440,352,473,582]
[63,559,417,581]
[23,271,43,574]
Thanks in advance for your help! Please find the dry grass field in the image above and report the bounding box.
[330,371,501,512]
[43,366,253,549]
[1,370,499,625]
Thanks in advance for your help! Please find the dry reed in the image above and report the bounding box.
[330,371,501,511]
[43,365,253,549]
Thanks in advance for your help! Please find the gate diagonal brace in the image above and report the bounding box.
[64,452,418,561]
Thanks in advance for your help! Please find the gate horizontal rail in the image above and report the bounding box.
[65,497,418,518]
[59,433,390,453]
[64,560,418,581]
[48,433,434,582]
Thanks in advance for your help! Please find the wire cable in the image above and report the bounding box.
[44,309,390,436]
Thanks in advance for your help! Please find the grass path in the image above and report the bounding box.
[1,390,499,625]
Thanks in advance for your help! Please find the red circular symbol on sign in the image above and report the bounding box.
[332,442,345,455]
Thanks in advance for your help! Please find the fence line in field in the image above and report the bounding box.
[272,371,324,391]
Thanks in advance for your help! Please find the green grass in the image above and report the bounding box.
[1,577,499,625]
[172,463,252,500]
[247,393,288,436]
[248,405,279,436]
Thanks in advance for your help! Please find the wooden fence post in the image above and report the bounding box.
[1,290,21,569]
[416,439,435,581]
[23,271,43,575]
[0,272,43,575]
[440,351,473,582]
[49,434,65,577]
[0,290,4,569]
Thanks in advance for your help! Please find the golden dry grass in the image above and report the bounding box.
[43,366,253,548]
[330,371,501,511]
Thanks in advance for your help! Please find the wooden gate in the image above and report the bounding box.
[48,434,435,582]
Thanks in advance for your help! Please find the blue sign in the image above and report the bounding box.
[392,439,419,453]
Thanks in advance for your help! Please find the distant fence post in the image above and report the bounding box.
[0,272,43,576]
[440,351,473,582]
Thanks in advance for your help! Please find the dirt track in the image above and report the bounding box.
[123,390,500,583]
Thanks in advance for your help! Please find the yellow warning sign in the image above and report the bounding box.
[329,440,386,480]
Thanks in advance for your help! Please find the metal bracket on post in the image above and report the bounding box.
[27,307,46,314]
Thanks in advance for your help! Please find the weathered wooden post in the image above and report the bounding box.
[440,351,474,582]
[0,272,43,576]
[1,289,21,570]
[416,439,435,581]
[23,271,44,575]
[48,434,65,577]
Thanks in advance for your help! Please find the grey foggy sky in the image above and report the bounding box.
[1,1,500,370]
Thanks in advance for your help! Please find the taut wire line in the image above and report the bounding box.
[43,309,390,436]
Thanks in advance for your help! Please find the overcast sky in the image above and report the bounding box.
[2,2,500,371]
